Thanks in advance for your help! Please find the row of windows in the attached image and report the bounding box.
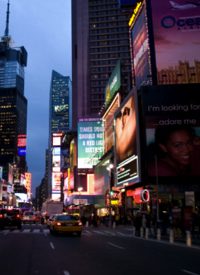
[90,27,128,35]
[89,58,129,66]
[90,14,128,23]
[89,52,130,59]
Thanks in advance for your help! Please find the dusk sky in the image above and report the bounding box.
[0,0,72,194]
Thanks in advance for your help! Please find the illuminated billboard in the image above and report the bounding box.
[140,84,200,179]
[18,148,26,156]
[17,134,26,147]
[52,155,61,172]
[25,172,32,197]
[54,104,68,114]
[151,0,200,84]
[105,60,121,108]
[52,172,61,193]
[52,133,62,146]
[78,118,104,169]
[114,89,140,186]
[103,93,121,153]
[129,1,152,88]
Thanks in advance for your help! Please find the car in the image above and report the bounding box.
[22,211,37,224]
[49,213,83,236]
[0,208,22,229]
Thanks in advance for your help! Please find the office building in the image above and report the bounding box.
[48,70,72,199]
[49,70,72,139]
[71,0,133,126]
[0,1,28,180]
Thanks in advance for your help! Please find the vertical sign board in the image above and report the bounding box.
[105,60,121,108]
[114,89,141,187]
[129,1,153,89]
[151,0,200,84]
[51,133,62,199]
[78,119,104,169]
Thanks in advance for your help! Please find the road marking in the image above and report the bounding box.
[50,242,55,250]
[23,229,31,233]
[107,242,125,250]
[182,270,200,275]
[12,230,20,233]
[93,230,105,235]
[104,230,116,236]
[63,271,70,275]
[116,231,126,236]
[32,229,41,234]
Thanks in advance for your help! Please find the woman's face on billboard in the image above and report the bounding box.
[115,96,136,162]
[159,130,194,167]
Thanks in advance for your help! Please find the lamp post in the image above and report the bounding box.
[155,155,160,226]
[106,163,114,227]
[77,186,83,206]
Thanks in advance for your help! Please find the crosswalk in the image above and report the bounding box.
[0,227,132,237]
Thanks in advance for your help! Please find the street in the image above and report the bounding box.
[0,223,200,275]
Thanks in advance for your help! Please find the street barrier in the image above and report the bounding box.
[145,228,149,239]
[186,231,192,247]
[157,228,161,241]
[140,227,144,238]
[169,229,174,244]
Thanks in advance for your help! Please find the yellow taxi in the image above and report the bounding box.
[49,213,83,236]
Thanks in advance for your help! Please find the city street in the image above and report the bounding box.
[0,224,200,275]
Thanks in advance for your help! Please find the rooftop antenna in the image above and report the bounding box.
[2,0,11,45]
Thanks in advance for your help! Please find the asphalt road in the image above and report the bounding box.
[0,224,199,275]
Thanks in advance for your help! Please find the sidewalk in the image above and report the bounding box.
[85,222,200,248]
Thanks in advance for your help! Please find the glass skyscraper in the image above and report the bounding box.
[49,70,72,139]
[0,2,28,180]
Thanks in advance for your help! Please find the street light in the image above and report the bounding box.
[106,163,114,227]
[77,186,83,206]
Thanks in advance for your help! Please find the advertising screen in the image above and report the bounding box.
[54,104,68,114]
[141,84,200,178]
[78,119,104,169]
[52,172,61,193]
[114,89,140,186]
[105,60,121,108]
[18,148,26,156]
[151,0,200,84]
[103,93,120,153]
[130,1,152,88]
[17,134,26,147]
[52,155,61,172]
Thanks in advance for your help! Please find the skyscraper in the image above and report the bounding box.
[48,70,72,200]
[71,0,133,126]
[0,1,28,180]
[49,70,72,140]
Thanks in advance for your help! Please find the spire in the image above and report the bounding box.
[1,0,11,45]
[4,0,10,37]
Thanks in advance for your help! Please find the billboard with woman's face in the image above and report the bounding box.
[114,89,140,187]
[140,84,200,179]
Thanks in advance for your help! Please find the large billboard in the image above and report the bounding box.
[114,89,140,186]
[151,0,200,84]
[129,1,152,88]
[103,93,121,153]
[78,118,104,169]
[140,84,200,178]
[105,60,121,108]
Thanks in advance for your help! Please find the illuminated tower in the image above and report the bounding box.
[0,1,28,180]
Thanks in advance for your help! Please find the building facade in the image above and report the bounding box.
[71,0,133,123]
[0,2,28,181]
